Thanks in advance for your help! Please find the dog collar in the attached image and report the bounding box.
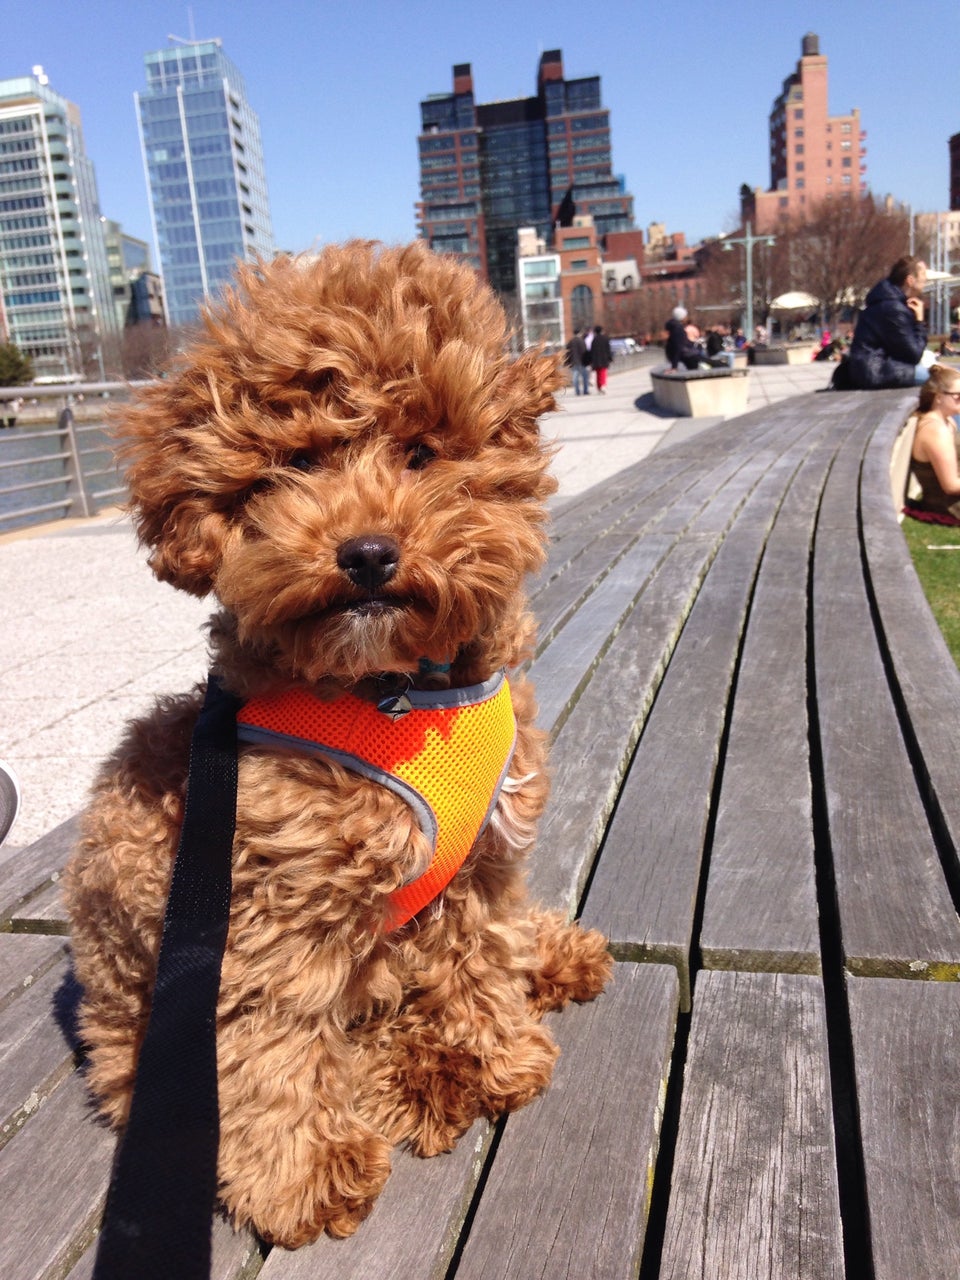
[236,673,516,930]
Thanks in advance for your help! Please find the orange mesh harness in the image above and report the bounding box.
[236,673,517,930]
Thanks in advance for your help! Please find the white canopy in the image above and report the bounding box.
[770,291,819,310]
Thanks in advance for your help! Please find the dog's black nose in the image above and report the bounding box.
[336,535,401,591]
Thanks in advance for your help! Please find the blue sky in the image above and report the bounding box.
[5,0,959,260]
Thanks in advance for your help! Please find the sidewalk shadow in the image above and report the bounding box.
[634,392,677,419]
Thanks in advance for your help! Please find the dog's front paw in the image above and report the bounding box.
[224,1128,392,1247]
[374,1022,559,1157]
[528,911,613,1015]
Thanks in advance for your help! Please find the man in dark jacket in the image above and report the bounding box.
[664,306,704,370]
[848,256,929,389]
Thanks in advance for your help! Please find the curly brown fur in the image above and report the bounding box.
[64,241,611,1248]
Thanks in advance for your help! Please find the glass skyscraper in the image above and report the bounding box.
[0,67,119,379]
[136,38,274,328]
[418,51,635,296]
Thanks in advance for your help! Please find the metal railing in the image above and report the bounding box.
[0,382,147,534]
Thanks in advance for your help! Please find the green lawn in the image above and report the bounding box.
[900,517,960,667]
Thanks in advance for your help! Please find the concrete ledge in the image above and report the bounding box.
[752,343,817,366]
[650,366,750,418]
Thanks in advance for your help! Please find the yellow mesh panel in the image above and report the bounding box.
[238,679,516,929]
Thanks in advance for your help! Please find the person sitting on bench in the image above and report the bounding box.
[665,307,705,371]
[903,363,960,526]
[848,256,930,389]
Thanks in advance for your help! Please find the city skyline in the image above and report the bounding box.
[3,1,958,265]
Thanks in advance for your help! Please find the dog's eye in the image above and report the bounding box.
[406,442,437,471]
[289,451,318,473]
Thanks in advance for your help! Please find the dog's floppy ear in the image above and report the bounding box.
[133,492,230,597]
[493,346,565,447]
[114,379,238,598]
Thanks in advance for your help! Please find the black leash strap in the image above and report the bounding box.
[93,674,241,1280]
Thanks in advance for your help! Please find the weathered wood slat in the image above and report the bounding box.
[0,933,66,1012]
[530,429,822,914]
[0,958,76,1150]
[0,816,77,930]
[541,452,696,574]
[699,435,845,976]
[860,393,960,877]
[848,976,960,1280]
[531,533,719,912]
[814,424,960,977]
[6,878,69,933]
[579,479,792,998]
[0,1072,114,1280]
[258,1122,493,1279]
[64,1215,262,1280]
[453,962,679,1280]
[532,531,677,735]
[582,432,836,1005]
[659,970,843,1280]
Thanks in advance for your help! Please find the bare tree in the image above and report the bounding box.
[773,195,910,324]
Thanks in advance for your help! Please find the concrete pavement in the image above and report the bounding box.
[0,357,834,852]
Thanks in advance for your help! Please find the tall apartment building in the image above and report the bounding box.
[418,50,634,296]
[744,33,867,233]
[136,38,274,328]
[0,67,119,379]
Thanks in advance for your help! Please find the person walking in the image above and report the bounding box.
[589,325,613,394]
[566,329,590,396]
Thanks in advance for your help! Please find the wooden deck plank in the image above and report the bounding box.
[0,816,77,930]
[659,970,843,1280]
[541,453,696,572]
[530,430,825,913]
[64,1216,262,1280]
[813,425,960,977]
[0,958,76,1150]
[6,878,69,933]
[582,432,838,1005]
[0,1072,114,1280]
[532,532,677,736]
[530,533,719,912]
[699,436,843,976]
[0,933,66,1012]
[848,976,960,1280]
[860,395,960,879]
[453,962,679,1280]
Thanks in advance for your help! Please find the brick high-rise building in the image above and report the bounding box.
[743,33,867,232]
[417,51,634,296]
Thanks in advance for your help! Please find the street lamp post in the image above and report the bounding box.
[723,221,776,341]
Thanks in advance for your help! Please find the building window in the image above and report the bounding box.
[571,283,594,331]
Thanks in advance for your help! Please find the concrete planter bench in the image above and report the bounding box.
[650,365,750,418]
[752,342,817,366]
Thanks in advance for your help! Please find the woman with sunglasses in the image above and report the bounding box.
[905,363,960,525]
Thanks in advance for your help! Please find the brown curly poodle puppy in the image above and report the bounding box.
[65,241,611,1248]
